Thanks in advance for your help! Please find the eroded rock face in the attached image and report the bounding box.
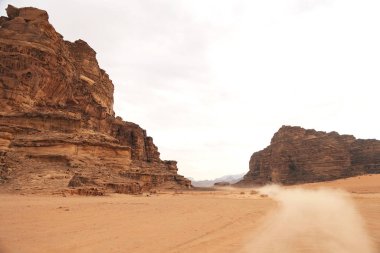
[238,126,380,185]
[0,5,191,194]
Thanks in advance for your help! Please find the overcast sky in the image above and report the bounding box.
[1,0,379,180]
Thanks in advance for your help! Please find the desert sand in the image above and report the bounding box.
[0,175,379,253]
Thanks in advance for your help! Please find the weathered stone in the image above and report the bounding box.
[68,174,95,187]
[214,182,230,187]
[67,187,105,196]
[238,126,380,186]
[0,16,10,26]
[106,182,142,195]
[6,5,19,19]
[18,7,49,21]
[0,5,191,194]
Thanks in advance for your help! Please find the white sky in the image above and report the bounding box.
[1,0,379,180]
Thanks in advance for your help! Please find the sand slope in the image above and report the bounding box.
[0,175,379,253]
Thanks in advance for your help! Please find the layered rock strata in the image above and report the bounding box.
[0,5,190,194]
[239,126,380,185]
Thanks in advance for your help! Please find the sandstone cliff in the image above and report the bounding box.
[0,5,191,194]
[239,126,380,185]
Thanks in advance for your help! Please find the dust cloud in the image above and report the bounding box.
[245,185,376,253]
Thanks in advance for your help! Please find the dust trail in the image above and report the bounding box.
[245,185,376,253]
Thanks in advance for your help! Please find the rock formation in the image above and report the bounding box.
[238,126,380,185]
[214,182,230,187]
[0,5,191,194]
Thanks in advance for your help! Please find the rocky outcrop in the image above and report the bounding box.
[0,5,191,194]
[214,182,230,187]
[238,126,380,185]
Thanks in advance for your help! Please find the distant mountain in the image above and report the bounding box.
[191,173,245,187]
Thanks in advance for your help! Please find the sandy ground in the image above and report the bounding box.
[0,174,379,253]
